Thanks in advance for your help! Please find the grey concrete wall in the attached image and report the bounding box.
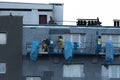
[22,55,120,80]
[23,26,120,55]
[23,26,120,80]
[23,28,49,55]
[0,16,22,80]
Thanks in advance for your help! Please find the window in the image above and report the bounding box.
[0,63,6,74]
[39,15,47,24]
[63,34,71,41]
[101,65,120,79]
[102,35,120,47]
[0,33,7,44]
[63,64,85,77]
[63,34,86,48]
[26,77,41,80]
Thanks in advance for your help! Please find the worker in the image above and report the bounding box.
[97,35,102,53]
[98,35,102,45]
[58,36,64,52]
[42,39,49,52]
[45,38,50,46]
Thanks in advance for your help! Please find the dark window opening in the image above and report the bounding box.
[0,8,32,11]
[114,21,117,27]
[38,9,53,12]
[39,15,47,24]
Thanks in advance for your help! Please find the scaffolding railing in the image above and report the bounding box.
[25,41,120,55]
[26,41,96,55]
[100,42,120,55]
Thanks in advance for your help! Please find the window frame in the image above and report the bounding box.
[63,64,85,78]
[26,76,41,80]
[0,63,6,74]
[101,65,120,79]
[0,32,7,45]
[102,34,120,47]
[63,34,86,48]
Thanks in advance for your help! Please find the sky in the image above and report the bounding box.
[0,0,120,26]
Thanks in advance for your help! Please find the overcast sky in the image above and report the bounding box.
[0,0,120,26]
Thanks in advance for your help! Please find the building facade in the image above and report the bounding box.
[0,2,120,80]
[23,25,120,80]
[0,16,22,80]
[1,16,120,80]
[0,2,63,25]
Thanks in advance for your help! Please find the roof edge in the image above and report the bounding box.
[0,1,63,5]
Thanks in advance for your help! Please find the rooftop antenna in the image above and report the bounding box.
[96,17,99,35]
[97,17,101,26]
[96,17,102,35]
